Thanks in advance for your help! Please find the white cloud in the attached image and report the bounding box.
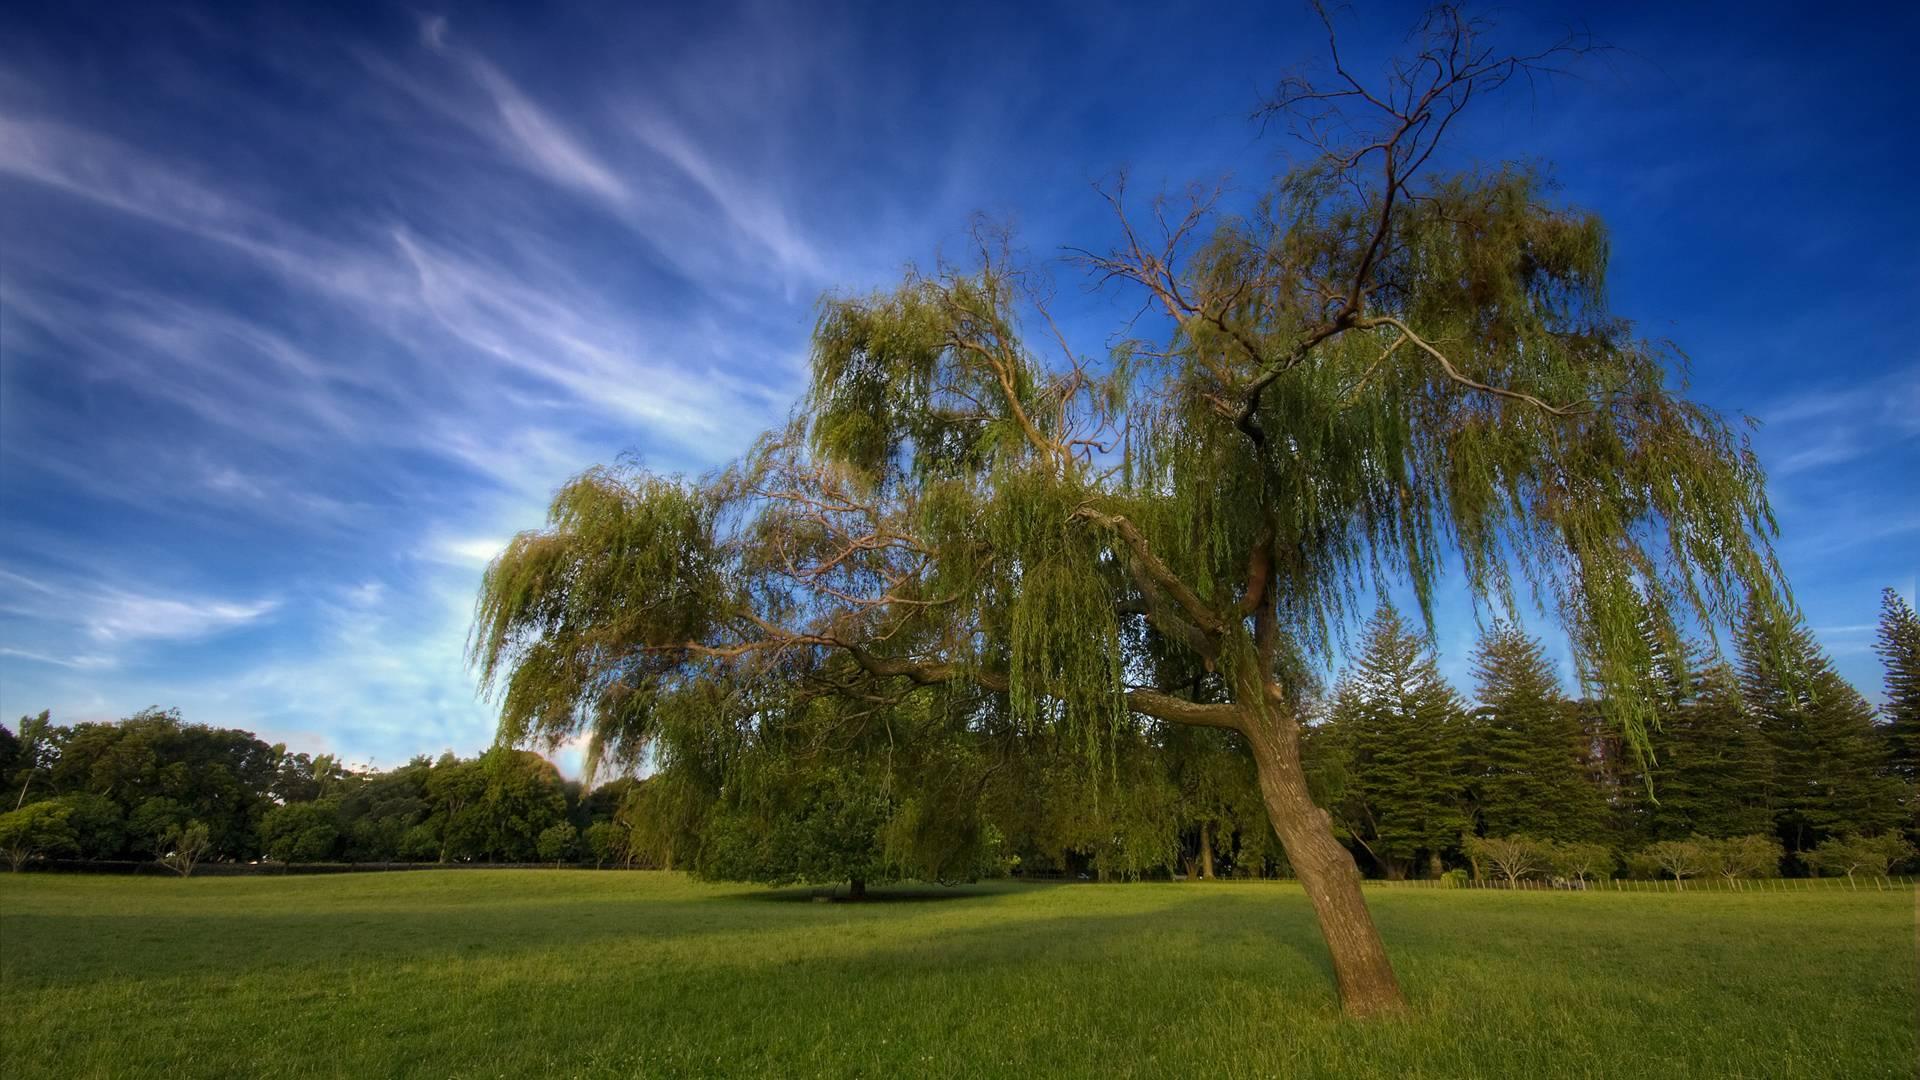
[0,570,278,646]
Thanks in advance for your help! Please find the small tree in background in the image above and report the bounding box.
[161,821,212,877]
[0,801,75,871]
[583,821,627,868]
[1635,838,1709,887]
[1548,841,1613,886]
[258,800,341,863]
[537,822,578,864]
[48,793,125,860]
[1803,833,1914,882]
[129,797,189,864]
[1703,834,1782,882]
[1463,835,1544,886]
[8,711,53,810]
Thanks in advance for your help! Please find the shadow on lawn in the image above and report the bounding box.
[729,880,1065,903]
[1,880,1337,997]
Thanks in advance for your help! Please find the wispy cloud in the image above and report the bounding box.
[0,570,278,647]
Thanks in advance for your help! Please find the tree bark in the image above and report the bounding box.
[848,877,866,900]
[1200,821,1216,880]
[1243,708,1407,1018]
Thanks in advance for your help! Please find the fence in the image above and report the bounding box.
[1363,874,1916,893]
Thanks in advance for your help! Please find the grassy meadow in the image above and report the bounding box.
[1,871,1912,1079]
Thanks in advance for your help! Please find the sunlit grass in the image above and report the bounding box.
[1,871,1911,1078]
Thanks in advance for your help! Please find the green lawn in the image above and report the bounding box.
[1,872,1911,1078]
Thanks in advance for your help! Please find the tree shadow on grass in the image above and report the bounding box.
[728,880,1065,903]
[1,879,1337,1001]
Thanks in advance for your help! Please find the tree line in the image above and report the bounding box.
[0,708,642,872]
[5,588,1911,885]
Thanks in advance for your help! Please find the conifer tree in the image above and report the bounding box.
[1467,623,1610,842]
[1737,611,1904,855]
[1636,659,1774,841]
[1319,606,1470,878]
[1875,588,1920,780]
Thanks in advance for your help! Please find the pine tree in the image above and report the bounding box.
[1319,605,1470,878]
[1875,588,1920,781]
[1738,611,1905,856]
[1467,623,1611,842]
[1637,659,1775,841]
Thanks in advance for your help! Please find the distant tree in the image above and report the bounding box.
[582,821,627,868]
[1701,833,1783,882]
[1468,623,1610,842]
[1738,611,1905,856]
[9,710,53,809]
[47,793,124,860]
[48,707,281,859]
[0,801,75,871]
[336,758,431,862]
[700,765,896,898]
[1802,832,1914,882]
[161,821,212,877]
[1319,606,1470,878]
[1634,659,1775,841]
[473,749,571,862]
[1547,841,1613,885]
[422,755,488,862]
[537,822,578,864]
[127,797,189,863]
[1635,838,1709,886]
[1462,834,1545,885]
[258,800,342,863]
[1875,589,1920,781]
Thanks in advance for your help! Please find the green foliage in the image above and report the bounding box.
[258,800,342,863]
[1632,837,1712,885]
[1317,605,1470,876]
[1737,610,1906,854]
[1875,588,1920,781]
[127,797,189,860]
[582,821,627,868]
[537,822,578,863]
[44,793,123,860]
[6,710,52,809]
[1633,658,1775,841]
[1462,835,1547,884]
[0,802,74,871]
[1802,832,1914,881]
[1547,841,1614,884]
[1700,834,1783,881]
[699,765,897,891]
[160,821,211,877]
[1466,623,1610,842]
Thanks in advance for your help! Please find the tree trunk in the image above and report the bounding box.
[848,877,866,900]
[1244,711,1407,1018]
[1200,822,1216,880]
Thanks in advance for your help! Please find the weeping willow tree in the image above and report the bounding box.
[472,7,1784,1017]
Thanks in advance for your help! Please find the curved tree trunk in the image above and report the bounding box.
[1244,709,1406,1018]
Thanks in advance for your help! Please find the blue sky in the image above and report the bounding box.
[2,0,1915,774]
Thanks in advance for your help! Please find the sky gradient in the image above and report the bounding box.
[3,0,1915,774]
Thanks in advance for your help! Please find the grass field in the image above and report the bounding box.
[1,872,1912,1078]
